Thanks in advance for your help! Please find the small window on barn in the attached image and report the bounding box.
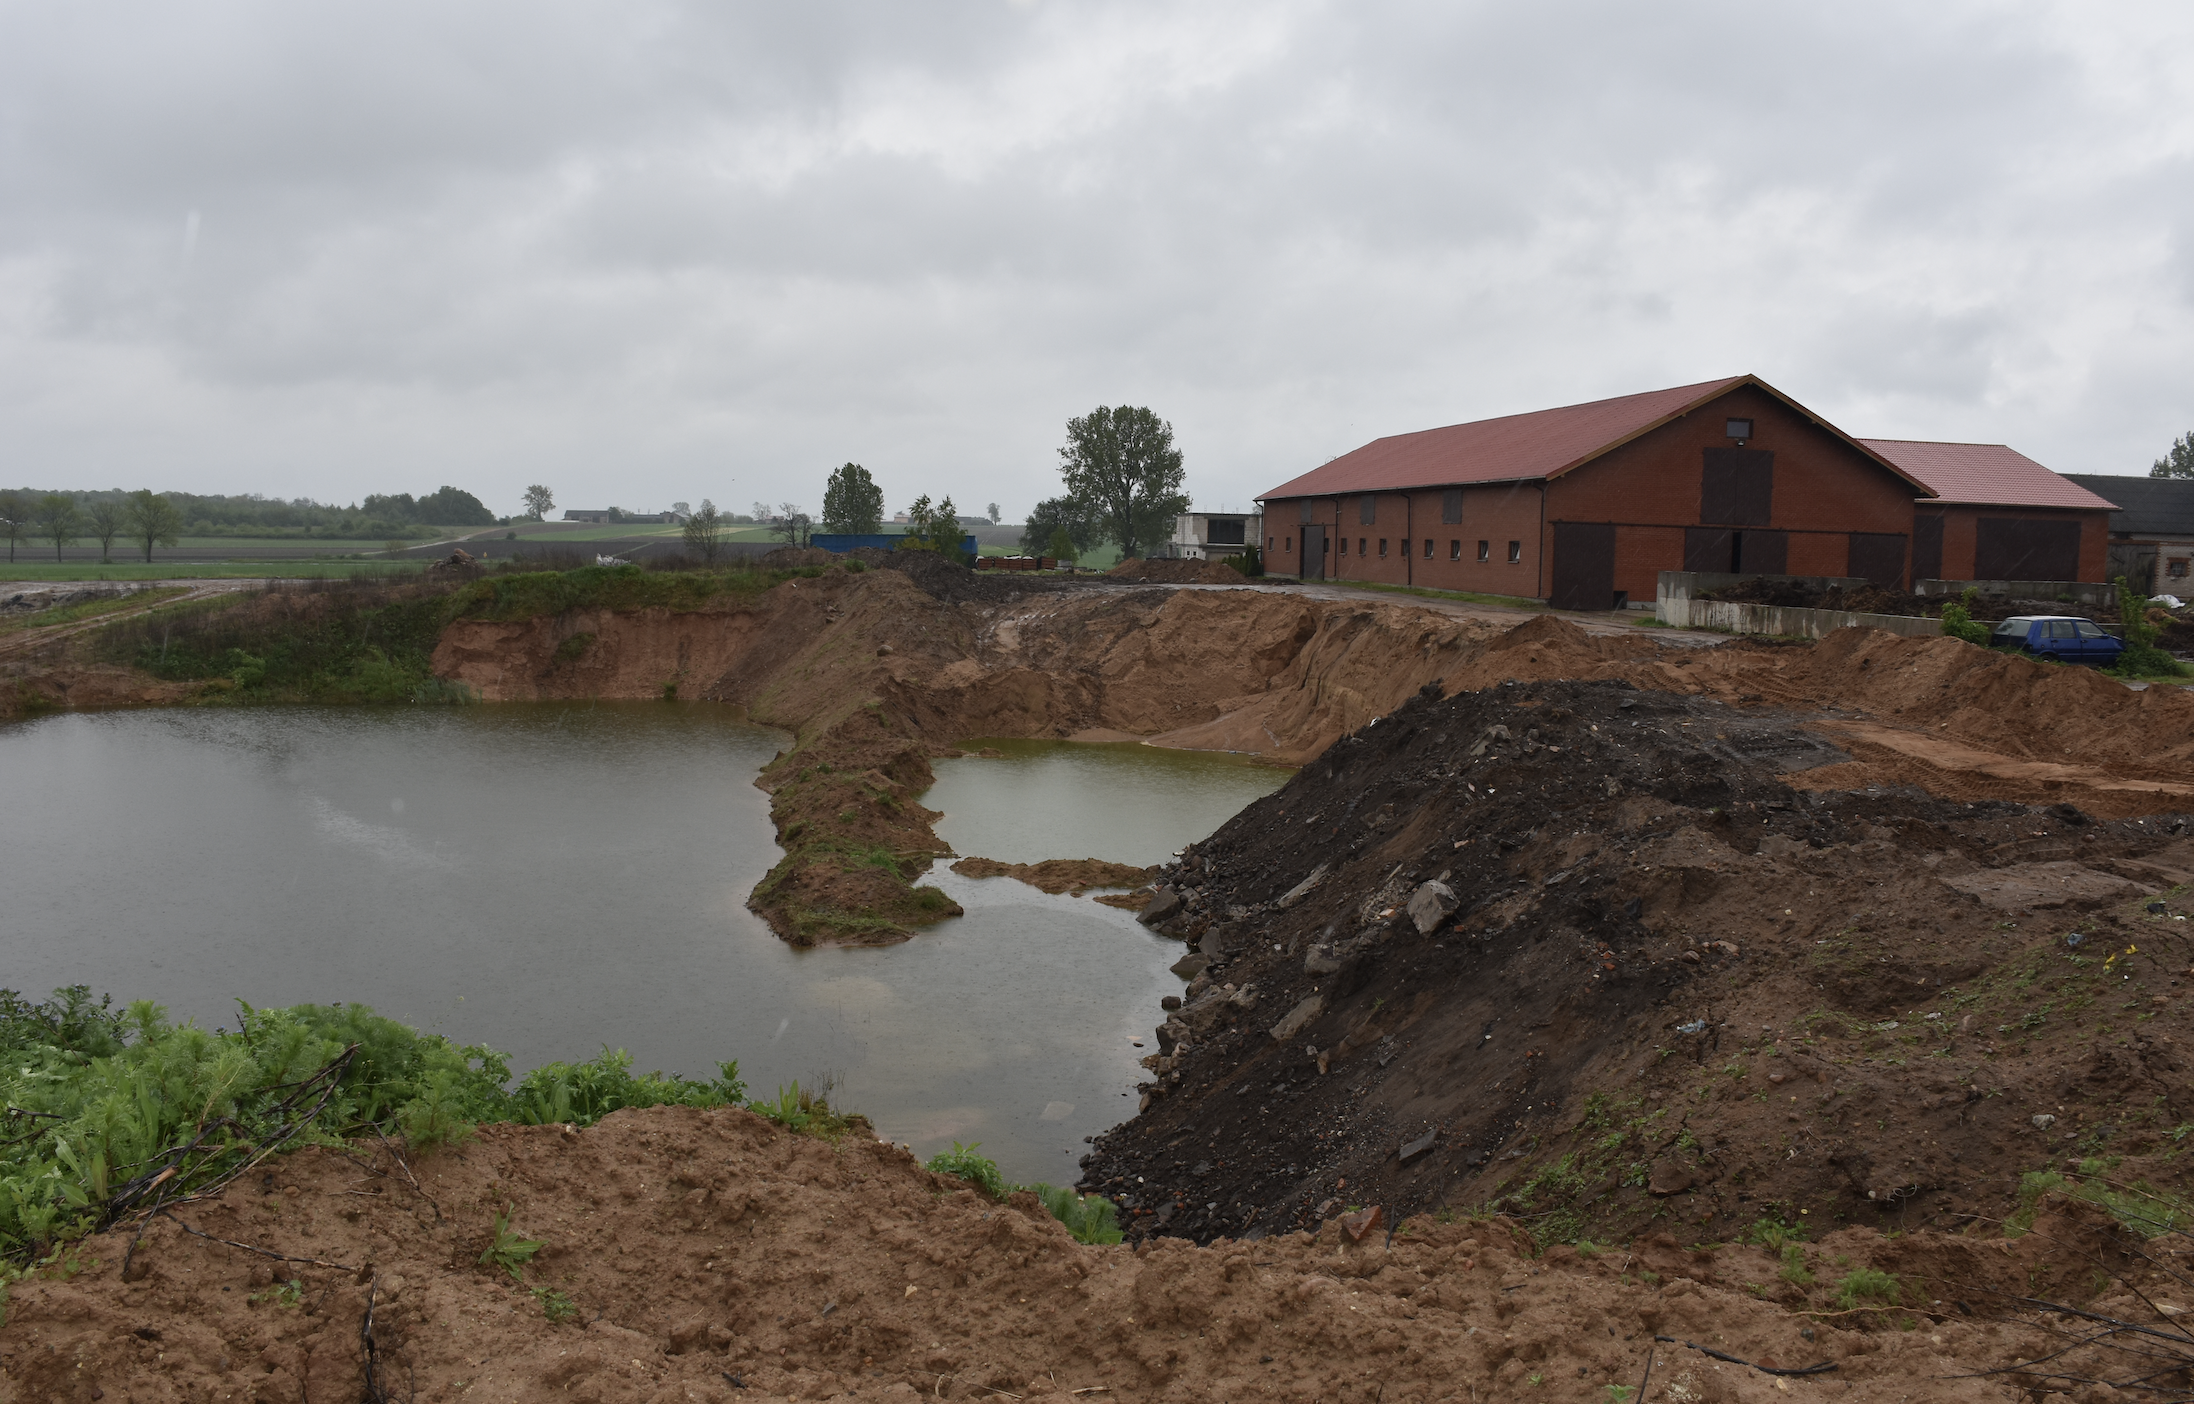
[1359,538,1367,556]
[1726,418,1753,439]
[1284,537,1292,552]
[2171,558,2190,578]
[1450,540,1461,560]
[1423,538,1433,559]
[1442,488,1463,524]
[1477,540,1490,562]
[1507,540,1522,564]
[1337,537,1347,555]
[1359,496,1378,525]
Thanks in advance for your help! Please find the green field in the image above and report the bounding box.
[0,560,430,583]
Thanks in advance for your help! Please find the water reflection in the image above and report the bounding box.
[0,707,1283,1183]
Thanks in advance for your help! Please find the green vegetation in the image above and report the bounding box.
[1937,587,1991,646]
[821,464,885,536]
[2010,1163,2193,1238]
[1055,405,1188,560]
[923,1142,1124,1245]
[0,560,431,582]
[1833,1267,1903,1309]
[4,483,498,542]
[478,1207,543,1281]
[0,984,761,1265]
[81,562,830,705]
[532,1286,579,1322]
[0,587,188,636]
[2108,576,2189,679]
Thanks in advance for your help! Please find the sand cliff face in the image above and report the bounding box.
[430,563,2194,946]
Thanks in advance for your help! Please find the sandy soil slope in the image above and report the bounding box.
[0,1102,2150,1404]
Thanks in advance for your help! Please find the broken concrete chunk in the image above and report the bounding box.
[1338,1205,1384,1242]
[1406,880,1458,935]
[1269,993,1325,1043]
[1169,952,1211,981]
[1136,887,1183,926]
[1304,944,1345,975]
[1398,1129,1437,1163]
[1277,864,1329,909]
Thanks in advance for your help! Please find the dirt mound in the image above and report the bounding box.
[950,855,1154,895]
[1081,676,2194,1255]
[1107,557,1250,585]
[0,1102,2102,1403]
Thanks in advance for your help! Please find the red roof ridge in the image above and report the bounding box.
[1260,374,1933,502]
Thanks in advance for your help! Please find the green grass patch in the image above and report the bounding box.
[923,1141,1124,1244]
[1834,1267,1903,1309]
[2009,1164,2194,1238]
[0,561,429,582]
[0,984,761,1266]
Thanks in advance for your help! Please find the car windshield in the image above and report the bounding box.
[2075,620,2106,638]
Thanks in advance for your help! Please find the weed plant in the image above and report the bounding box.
[478,1207,542,1281]
[922,1142,1123,1244]
[1833,1267,1903,1309]
[1937,588,1992,647]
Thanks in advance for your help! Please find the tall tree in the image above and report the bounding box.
[985,502,1001,525]
[1021,495,1095,557]
[2155,432,2194,479]
[86,499,125,562]
[821,463,885,534]
[35,494,80,563]
[1056,405,1188,560]
[681,499,728,564]
[125,490,183,563]
[0,491,24,563]
[522,484,556,520]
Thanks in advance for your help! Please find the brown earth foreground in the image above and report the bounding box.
[2,1104,2174,1404]
[18,556,2194,1399]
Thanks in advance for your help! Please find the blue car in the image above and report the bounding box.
[1987,615,2124,667]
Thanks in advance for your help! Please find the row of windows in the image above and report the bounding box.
[1268,536,1523,563]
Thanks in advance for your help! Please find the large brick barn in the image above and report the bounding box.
[1255,375,2117,609]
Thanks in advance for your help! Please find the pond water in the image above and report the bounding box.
[0,706,1284,1184]
[923,738,1290,867]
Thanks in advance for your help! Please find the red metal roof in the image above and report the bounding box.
[1259,375,1932,500]
[1857,439,2119,511]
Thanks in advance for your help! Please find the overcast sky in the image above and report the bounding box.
[2,1,2190,521]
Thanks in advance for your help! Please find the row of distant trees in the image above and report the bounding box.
[757,405,1188,566]
[0,483,499,552]
[0,490,186,564]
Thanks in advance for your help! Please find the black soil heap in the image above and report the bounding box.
[1079,678,2194,1248]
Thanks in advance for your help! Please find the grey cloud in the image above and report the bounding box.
[0,0,2188,516]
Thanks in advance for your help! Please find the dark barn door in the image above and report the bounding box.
[1847,533,1908,588]
[1300,525,1326,580]
[1735,529,1788,575]
[1975,518,2080,581]
[1684,527,1735,573]
[1549,522,1617,610]
[1913,515,1945,582]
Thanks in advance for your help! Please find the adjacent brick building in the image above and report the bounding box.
[1257,375,2118,608]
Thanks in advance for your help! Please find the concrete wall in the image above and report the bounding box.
[1657,571,1942,639]
[1912,578,2117,606]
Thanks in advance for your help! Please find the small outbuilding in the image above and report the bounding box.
[1860,441,2117,587]
[2060,474,2194,595]
[1164,512,1264,563]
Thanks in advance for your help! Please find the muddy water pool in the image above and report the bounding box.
[0,706,1283,1182]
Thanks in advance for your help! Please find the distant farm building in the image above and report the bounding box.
[2061,474,2194,595]
[1257,375,2118,608]
[1164,512,1264,562]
